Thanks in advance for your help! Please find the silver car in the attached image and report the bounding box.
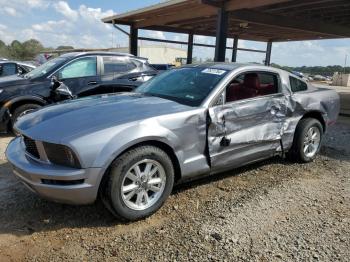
[6,63,339,221]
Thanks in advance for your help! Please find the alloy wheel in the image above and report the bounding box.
[121,159,166,211]
[303,126,321,158]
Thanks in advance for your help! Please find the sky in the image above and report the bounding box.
[0,0,349,67]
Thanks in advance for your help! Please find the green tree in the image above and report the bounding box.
[0,40,8,58]
[56,45,74,50]
[271,63,350,77]
[9,40,23,59]
[22,39,44,60]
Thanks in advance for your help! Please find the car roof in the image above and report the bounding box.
[18,62,36,68]
[59,51,147,61]
[184,62,267,71]
[0,60,16,64]
[0,60,36,68]
[183,62,291,74]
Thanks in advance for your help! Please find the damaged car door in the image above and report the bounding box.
[55,56,101,96]
[208,71,287,173]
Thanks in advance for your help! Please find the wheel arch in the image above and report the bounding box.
[287,112,325,162]
[300,110,326,132]
[6,96,47,114]
[2,96,47,131]
[101,139,182,184]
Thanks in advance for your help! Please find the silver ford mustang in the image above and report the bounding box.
[6,63,339,221]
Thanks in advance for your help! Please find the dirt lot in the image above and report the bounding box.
[0,117,349,262]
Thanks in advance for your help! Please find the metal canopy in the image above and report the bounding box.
[102,0,350,64]
[103,0,350,41]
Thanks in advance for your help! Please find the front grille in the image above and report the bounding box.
[23,136,40,159]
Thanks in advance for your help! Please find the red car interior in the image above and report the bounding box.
[226,73,277,103]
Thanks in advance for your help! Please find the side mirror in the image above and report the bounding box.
[51,76,61,89]
[213,92,225,106]
[56,83,73,98]
[49,76,73,100]
[51,75,59,83]
[50,76,61,90]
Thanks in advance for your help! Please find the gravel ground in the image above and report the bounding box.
[0,117,349,261]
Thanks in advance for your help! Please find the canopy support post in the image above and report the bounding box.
[214,7,228,62]
[130,24,138,56]
[232,36,238,62]
[187,33,194,64]
[265,41,272,66]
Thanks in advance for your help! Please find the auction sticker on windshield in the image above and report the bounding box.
[201,68,227,75]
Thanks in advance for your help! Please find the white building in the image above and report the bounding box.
[332,72,350,87]
[112,45,187,65]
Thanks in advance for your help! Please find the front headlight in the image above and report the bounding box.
[0,89,3,94]
[43,142,81,168]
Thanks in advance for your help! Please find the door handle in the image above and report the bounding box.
[88,81,97,85]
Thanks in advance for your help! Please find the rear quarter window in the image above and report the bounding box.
[290,76,308,92]
[103,56,136,75]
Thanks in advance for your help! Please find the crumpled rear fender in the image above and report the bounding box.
[281,88,339,150]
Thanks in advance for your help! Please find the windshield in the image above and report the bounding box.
[25,57,67,79]
[136,67,228,106]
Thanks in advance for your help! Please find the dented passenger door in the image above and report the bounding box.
[208,85,287,173]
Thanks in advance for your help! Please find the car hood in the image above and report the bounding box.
[15,93,192,142]
[0,74,31,87]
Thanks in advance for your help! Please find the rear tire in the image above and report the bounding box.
[101,145,174,221]
[288,118,323,163]
[11,104,42,135]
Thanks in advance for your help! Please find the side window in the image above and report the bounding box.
[0,63,17,76]
[102,56,136,75]
[225,72,279,103]
[20,65,33,73]
[17,65,25,75]
[58,57,97,79]
[290,76,307,92]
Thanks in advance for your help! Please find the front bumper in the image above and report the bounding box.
[5,137,103,205]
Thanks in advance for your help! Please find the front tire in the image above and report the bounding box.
[288,118,323,163]
[102,145,174,221]
[11,104,42,135]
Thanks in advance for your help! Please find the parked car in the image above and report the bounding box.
[291,71,309,82]
[6,63,339,221]
[150,64,175,72]
[313,75,327,81]
[291,71,304,78]
[35,53,54,65]
[0,52,157,133]
[0,61,36,78]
